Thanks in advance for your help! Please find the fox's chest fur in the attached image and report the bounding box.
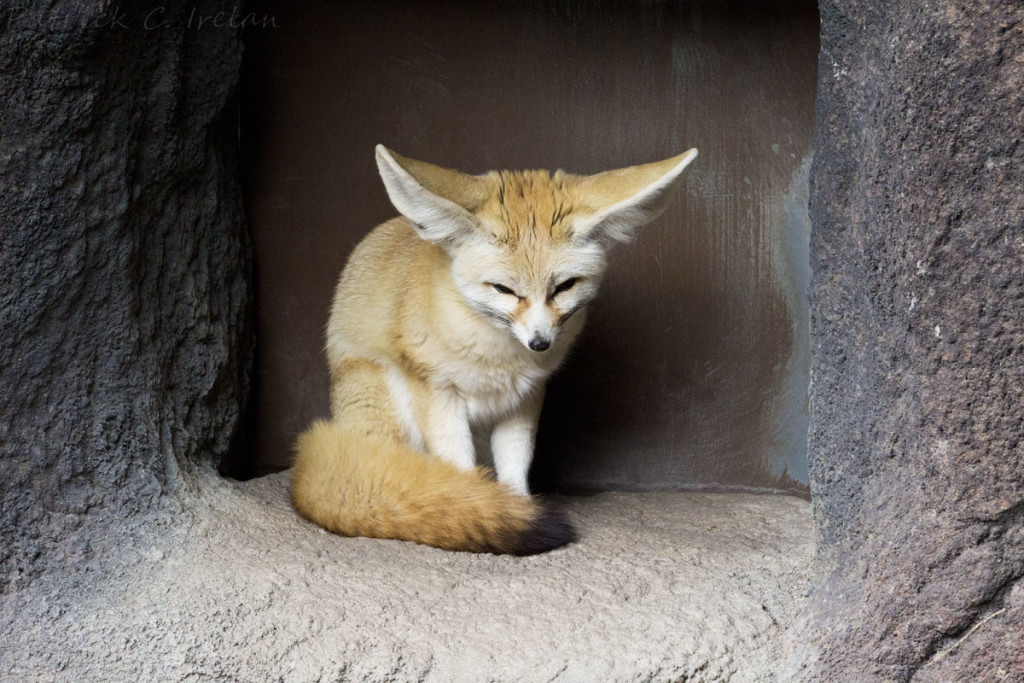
[429,330,570,424]
[438,351,543,418]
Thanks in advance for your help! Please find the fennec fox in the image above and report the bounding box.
[292,145,698,554]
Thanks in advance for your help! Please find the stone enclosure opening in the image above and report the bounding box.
[235,0,818,495]
[2,2,1021,681]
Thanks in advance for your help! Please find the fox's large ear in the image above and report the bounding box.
[375,145,489,245]
[572,149,698,244]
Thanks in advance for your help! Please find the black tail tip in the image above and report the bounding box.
[512,500,577,556]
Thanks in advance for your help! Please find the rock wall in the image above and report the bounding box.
[0,2,252,591]
[792,1,1024,679]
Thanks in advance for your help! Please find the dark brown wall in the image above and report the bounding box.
[240,0,817,492]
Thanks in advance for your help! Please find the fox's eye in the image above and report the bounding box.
[553,277,579,296]
[490,283,517,296]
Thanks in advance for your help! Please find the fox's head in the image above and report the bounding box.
[375,145,697,353]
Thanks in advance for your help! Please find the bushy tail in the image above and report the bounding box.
[291,420,575,555]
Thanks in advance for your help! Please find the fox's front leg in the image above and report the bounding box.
[423,387,476,471]
[491,389,545,496]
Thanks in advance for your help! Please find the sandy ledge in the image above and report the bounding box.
[2,471,813,682]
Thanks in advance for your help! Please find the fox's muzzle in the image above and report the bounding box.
[528,336,552,352]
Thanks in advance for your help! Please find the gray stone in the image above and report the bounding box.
[0,1,252,592]
[0,477,814,682]
[788,1,1024,679]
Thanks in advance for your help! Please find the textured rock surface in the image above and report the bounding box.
[0,2,251,591]
[0,478,813,682]
[789,1,1024,679]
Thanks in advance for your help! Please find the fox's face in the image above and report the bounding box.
[449,213,606,351]
[376,146,697,353]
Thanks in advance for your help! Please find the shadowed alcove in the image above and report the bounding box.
[237,0,817,494]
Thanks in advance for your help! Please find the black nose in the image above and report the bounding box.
[528,337,551,352]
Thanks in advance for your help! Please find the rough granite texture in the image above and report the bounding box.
[0,475,814,682]
[786,1,1024,680]
[0,2,252,591]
